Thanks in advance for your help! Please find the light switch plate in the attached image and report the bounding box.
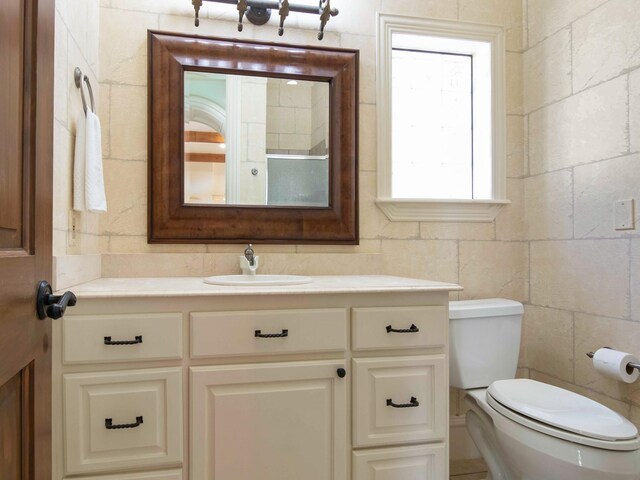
[614,199,635,230]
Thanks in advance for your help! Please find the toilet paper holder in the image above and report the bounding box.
[586,347,640,373]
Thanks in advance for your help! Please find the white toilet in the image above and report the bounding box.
[449,298,640,480]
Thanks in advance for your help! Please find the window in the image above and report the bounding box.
[376,14,509,222]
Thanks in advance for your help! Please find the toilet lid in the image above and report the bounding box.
[488,379,638,441]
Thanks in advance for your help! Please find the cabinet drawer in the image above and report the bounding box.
[63,313,183,364]
[352,355,447,447]
[191,308,347,358]
[353,445,446,480]
[352,306,447,351]
[68,470,183,480]
[64,368,183,475]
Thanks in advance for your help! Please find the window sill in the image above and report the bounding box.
[375,198,510,222]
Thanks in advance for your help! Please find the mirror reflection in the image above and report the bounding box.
[183,72,330,207]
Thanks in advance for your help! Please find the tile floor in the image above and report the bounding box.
[450,458,487,480]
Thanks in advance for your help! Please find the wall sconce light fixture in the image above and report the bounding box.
[192,0,339,40]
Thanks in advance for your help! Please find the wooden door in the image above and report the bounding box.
[190,361,348,480]
[0,0,55,479]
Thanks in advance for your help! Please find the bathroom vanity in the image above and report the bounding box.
[51,275,460,480]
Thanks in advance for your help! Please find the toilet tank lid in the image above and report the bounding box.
[449,298,523,319]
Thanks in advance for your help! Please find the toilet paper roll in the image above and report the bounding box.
[592,348,640,383]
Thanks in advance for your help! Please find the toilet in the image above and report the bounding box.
[449,298,640,480]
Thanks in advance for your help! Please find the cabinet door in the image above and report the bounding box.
[353,445,446,480]
[191,361,347,480]
[353,356,447,447]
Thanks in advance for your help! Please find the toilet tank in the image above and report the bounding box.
[449,299,524,389]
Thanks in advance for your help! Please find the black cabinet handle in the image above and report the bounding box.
[105,416,144,429]
[386,324,419,333]
[337,368,346,378]
[36,280,77,320]
[104,335,143,346]
[255,329,288,338]
[386,397,419,408]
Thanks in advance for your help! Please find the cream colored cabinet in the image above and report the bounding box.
[53,276,456,480]
[352,355,447,447]
[353,445,446,480]
[190,360,348,480]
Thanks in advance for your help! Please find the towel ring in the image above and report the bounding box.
[74,67,95,114]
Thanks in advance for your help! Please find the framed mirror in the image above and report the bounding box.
[148,31,359,244]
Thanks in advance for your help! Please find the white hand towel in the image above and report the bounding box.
[73,110,107,213]
[73,112,86,211]
[84,111,107,212]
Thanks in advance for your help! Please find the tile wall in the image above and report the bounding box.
[520,0,640,426]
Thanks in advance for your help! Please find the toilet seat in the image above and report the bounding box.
[486,379,640,452]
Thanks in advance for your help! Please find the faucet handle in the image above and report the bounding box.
[244,244,254,255]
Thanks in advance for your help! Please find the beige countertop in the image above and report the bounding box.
[63,275,462,299]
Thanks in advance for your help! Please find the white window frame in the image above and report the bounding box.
[376,14,509,222]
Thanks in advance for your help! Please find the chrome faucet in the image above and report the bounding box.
[244,244,255,267]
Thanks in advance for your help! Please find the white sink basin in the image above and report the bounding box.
[203,274,313,286]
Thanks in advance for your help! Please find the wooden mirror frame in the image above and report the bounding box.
[148,31,359,244]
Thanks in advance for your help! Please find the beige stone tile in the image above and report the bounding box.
[87,0,100,74]
[530,240,629,318]
[496,179,524,241]
[459,241,529,302]
[506,115,525,178]
[359,172,420,240]
[528,76,628,174]
[359,103,376,172]
[53,229,68,257]
[523,27,571,113]
[631,69,640,154]
[420,223,495,241]
[110,85,147,160]
[630,239,640,322]
[296,241,381,254]
[572,0,640,92]
[574,313,640,406]
[54,254,102,290]
[324,0,381,37]
[213,253,385,276]
[524,170,573,240]
[54,12,68,126]
[526,0,609,46]
[63,0,88,48]
[106,235,207,254]
[459,0,523,52]
[381,0,458,20]
[98,83,110,158]
[158,12,254,39]
[99,8,158,85]
[380,240,459,284]
[631,405,640,430]
[506,52,523,115]
[102,160,147,236]
[53,122,73,233]
[521,305,574,382]
[574,154,640,239]
[102,253,205,277]
[530,370,631,417]
[449,387,460,417]
[110,0,193,15]
[266,107,295,134]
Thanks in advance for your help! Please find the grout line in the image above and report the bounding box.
[526,151,639,179]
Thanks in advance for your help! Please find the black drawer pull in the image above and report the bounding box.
[386,397,419,408]
[105,416,144,429]
[386,324,419,333]
[104,335,143,345]
[255,329,288,338]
